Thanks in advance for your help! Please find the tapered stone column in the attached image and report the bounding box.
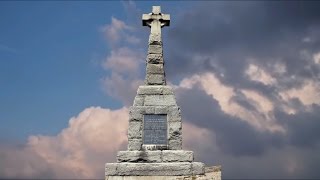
[143,6,169,85]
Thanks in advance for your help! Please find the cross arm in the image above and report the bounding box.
[160,14,170,26]
[142,13,152,26]
[142,13,170,27]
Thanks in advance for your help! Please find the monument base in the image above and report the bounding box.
[106,162,205,176]
[106,166,221,180]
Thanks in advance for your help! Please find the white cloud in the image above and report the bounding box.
[178,72,284,133]
[0,107,128,179]
[101,17,131,43]
[100,17,139,45]
[103,47,144,74]
[102,73,143,105]
[313,52,320,64]
[281,104,297,115]
[125,35,140,44]
[101,40,144,106]
[182,121,218,161]
[245,63,277,86]
[302,37,312,43]
[273,62,287,75]
[179,73,235,109]
[280,80,320,106]
[100,16,144,105]
[182,121,215,150]
[241,89,274,113]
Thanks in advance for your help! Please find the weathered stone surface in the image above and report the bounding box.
[129,113,143,122]
[192,162,205,175]
[168,106,181,118]
[128,121,142,139]
[155,106,168,114]
[106,172,221,180]
[205,166,221,173]
[117,150,193,162]
[144,106,155,114]
[128,139,142,151]
[170,137,182,147]
[147,64,164,74]
[130,106,144,113]
[168,121,182,137]
[105,163,118,176]
[142,144,168,151]
[168,116,182,122]
[168,122,182,149]
[203,166,222,180]
[137,86,174,95]
[129,106,144,121]
[167,106,182,122]
[149,34,162,45]
[148,45,162,54]
[144,95,176,106]
[105,162,192,176]
[117,151,162,163]
[168,139,182,150]
[147,54,164,64]
[146,74,165,85]
[162,150,193,162]
[161,14,170,22]
[106,165,222,180]
[133,96,144,106]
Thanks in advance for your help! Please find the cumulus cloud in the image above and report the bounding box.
[178,72,283,133]
[103,47,144,74]
[175,79,320,178]
[245,63,277,86]
[182,122,215,153]
[314,52,320,64]
[0,107,128,179]
[280,80,320,108]
[100,15,145,106]
[159,2,320,178]
[102,73,143,106]
[101,45,144,105]
[0,106,221,178]
[100,17,139,46]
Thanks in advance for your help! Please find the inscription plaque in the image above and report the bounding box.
[143,114,167,144]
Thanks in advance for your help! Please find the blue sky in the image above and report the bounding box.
[1,1,320,179]
[0,1,189,140]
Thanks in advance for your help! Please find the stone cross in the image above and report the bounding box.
[142,6,170,36]
[142,6,170,85]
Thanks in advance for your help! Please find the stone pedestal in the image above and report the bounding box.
[105,85,206,176]
[106,166,222,180]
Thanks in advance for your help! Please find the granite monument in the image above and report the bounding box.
[105,6,221,180]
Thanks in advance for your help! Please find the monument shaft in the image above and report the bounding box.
[143,6,170,85]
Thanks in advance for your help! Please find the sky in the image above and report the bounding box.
[0,1,320,179]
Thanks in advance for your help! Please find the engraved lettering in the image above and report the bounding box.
[143,114,167,145]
